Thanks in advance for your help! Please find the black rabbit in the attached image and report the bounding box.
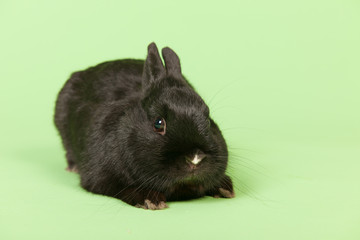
[54,43,234,210]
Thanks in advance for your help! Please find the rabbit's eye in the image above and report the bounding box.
[154,117,166,135]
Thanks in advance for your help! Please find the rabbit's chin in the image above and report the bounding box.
[173,169,211,186]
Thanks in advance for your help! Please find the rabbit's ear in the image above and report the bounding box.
[161,47,182,77]
[143,42,165,85]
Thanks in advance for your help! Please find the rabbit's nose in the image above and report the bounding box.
[186,150,206,166]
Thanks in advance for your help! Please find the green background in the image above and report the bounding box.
[1,0,359,239]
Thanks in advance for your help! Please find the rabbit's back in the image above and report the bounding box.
[68,59,144,103]
[54,59,144,168]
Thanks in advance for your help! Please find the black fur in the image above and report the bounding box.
[54,43,234,209]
